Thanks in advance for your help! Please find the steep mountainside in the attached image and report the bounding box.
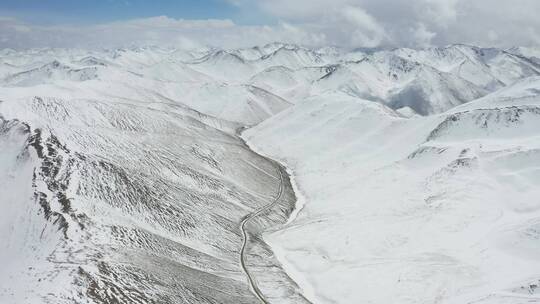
[0,94,309,304]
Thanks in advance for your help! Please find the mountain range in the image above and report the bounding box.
[1,42,539,304]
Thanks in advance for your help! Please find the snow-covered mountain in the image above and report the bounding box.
[245,79,540,304]
[3,60,99,86]
[1,43,539,304]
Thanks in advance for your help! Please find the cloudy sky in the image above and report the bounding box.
[1,0,539,49]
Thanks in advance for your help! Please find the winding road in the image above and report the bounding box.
[239,167,284,304]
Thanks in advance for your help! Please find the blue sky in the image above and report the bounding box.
[0,0,265,25]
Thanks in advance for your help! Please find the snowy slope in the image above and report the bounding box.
[0,94,310,303]
[2,60,99,86]
[394,45,540,89]
[508,47,540,65]
[0,50,293,125]
[245,83,540,304]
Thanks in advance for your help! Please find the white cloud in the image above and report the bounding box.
[341,6,387,47]
[1,0,540,49]
[257,0,352,20]
[412,23,437,47]
[0,16,324,49]
[241,0,540,48]
[423,0,459,27]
